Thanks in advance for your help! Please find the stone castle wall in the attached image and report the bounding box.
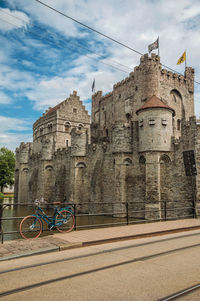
[14,53,199,220]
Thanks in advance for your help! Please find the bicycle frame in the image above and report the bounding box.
[33,205,73,230]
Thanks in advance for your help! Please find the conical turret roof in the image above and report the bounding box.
[136,95,175,116]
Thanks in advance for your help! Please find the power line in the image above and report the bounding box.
[35,0,143,56]
[1,16,200,106]
[35,0,200,86]
[0,16,130,74]
[0,8,132,72]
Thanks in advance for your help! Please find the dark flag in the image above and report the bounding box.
[92,79,95,93]
[148,37,159,53]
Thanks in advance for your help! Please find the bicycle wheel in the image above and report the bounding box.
[56,210,75,233]
[20,215,42,239]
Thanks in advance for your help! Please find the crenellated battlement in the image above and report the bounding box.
[16,142,33,164]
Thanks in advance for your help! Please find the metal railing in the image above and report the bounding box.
[0,199,195,244]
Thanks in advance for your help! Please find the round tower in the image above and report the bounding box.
[139,53,161,100]
[136,96,175,152]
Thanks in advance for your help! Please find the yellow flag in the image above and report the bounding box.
[177,51,186,65]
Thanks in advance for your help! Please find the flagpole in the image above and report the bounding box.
[158,37,160,57]
[185,49,186,71]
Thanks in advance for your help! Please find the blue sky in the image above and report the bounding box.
[0,0,200,151]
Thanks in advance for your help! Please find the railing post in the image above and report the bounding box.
[126,202,129,225]
[73,204,77,231]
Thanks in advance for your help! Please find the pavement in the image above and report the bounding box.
[1,218,200,261]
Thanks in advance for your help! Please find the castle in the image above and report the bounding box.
[14,53,200,220]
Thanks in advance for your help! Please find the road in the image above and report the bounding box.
[1,230,200,300]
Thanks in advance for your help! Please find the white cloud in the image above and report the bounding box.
[1,0,200,151]
[0,116,32,151]
[0,92,12,104]
[25,54,125,112]
[0,8,29,31]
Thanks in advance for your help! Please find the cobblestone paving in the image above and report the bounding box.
[0,235,68,259]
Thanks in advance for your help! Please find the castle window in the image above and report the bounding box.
[177,119,181,131]
[162,119,167,126]
[64,121,71,132]
[45,165,53,171]
[139,155,146,164]
[40,126,44,132]
[73,108,77,114]
[66,140,68,147]
[160,154,171,164]
[123,158,132,166]
[139,120,143,127]
[76,162,86,168]
[149,119,155,125]
[23,168,29,173]
[48,123,53,131]
[78,123,84,130]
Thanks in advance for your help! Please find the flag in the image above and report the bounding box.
[148,37,159,53]
[92,79,95,93]
[177,51,186,65]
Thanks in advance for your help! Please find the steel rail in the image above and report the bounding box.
[1,230,200,275]
[158,283,200,300]
[1,242,200,297]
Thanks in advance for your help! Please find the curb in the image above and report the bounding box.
[0,246,59,262]
[1,225,200,262]
[82,225,200,246]
[59,242,83,251]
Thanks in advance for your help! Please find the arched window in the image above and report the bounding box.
[76,162,86,168]
[170,89,182,102]
[23,168,29,173]
[45,165,53,171]
[64,121,71,132]
[78,123,84,130]
[160,154,171,164]
[123,158,132,166]
[139,155,146,164]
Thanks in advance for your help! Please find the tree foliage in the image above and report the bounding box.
[0,147,15,192]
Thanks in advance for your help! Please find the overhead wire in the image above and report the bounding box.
[0,8,132,73]
[0,19,130,75]
[34,0,200,86]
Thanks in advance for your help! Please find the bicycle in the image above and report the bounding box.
[20,199,75,239]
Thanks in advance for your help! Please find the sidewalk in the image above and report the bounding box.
[1,218,200,261]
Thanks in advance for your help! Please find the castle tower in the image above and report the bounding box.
[136,95,175,152]
[139,53,161,101]
[136,96,175,219]
[14,142,32,202]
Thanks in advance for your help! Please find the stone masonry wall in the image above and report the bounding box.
[15,53,198,221]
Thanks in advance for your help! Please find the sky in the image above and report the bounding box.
[0,0,200,151]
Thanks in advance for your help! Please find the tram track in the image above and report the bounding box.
[1,230,200,275]
[1,240,200,298]
[158,283,200,300]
